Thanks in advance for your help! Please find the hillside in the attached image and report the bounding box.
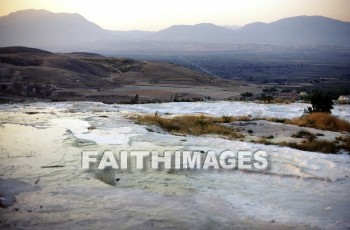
[148,23,234,43]
[233,16,350,46]
[0,47,249,103]
[0,9,113,50]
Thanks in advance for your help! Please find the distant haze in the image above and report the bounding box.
[1,10,350,52]
[1,0,350,31]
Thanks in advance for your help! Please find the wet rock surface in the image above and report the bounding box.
[0,179,35,208]
[0,101,349,229]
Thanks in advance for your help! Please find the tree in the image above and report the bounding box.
[173,93,179,102]
[259,93,274,103]
[241,92,253,99]
[130,94,139,104]
[306,91,333,114]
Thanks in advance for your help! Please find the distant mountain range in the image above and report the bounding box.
[1,9,350,52]
[149,23,234,43]
[0,10,113,50]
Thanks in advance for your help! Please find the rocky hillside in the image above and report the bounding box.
[0,47,241,103]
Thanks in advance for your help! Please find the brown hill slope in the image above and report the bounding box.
[0,47,254,103]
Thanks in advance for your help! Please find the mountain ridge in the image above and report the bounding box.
[148,23,234,43]
[1,9,350,51]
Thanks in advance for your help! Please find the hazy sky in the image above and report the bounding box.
[1,0,350,31]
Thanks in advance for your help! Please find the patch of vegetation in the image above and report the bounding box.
[221,115,233,123]
[282,140,337,154]
[335,136,350,152]
[132,114,244,139]
[263,112,350,133]
[305,91,333,114]
[289,113,350,132]
[233,116,252,122]
[265,117,288,123]
[241,92,253,98]
[258,94,274,103]
[130,114,349,154]
[130,94,139,104]
[254,138,272,145]
[240,92,253,100]
[262,87,278,93]
[292,130,316,141]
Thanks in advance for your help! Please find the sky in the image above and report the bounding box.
[1,0,350,31]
